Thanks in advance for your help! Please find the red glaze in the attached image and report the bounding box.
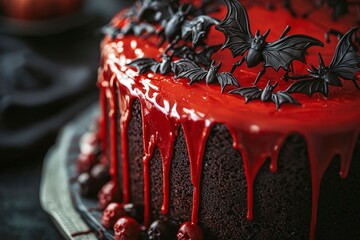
[98,79,109,165]
[118,87,132,204]
[139,97,178,218]
[109,84,119,192]
[182,120,212,224]
[98,3,360,240]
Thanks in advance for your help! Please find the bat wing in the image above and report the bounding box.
[132,23,156,36]
[182,16,219,45]
[171,59,207,84]
[137,1,169,23]
[263,35,324,71]
[181,20,193,41]
[217,72,240,92]
[128,58,160,74]
[172,59,199,76]
[272,91,300,110]
[286,78,329,97]
[195,44,222,66]
[228,86,262,102]
[329,27,360,80]
[215,0,252,57]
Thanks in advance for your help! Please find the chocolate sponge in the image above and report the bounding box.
[118,99,360,240]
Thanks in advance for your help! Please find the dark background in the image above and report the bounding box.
[0,0,130,239]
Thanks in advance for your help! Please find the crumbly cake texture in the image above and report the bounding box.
[122,101,360,240]
[86,0,360,239]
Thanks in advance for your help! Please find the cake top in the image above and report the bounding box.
[101,0,360,131]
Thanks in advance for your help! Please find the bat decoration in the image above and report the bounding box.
[136,0,180,23]
[286,27,360,97]
[157,5,219,52]
[101,22,155,39]
[157,4,193,49]
[172,59,239,92]
[101,0,170,38]
[172,44,221,66]
[128,53,173,74]
[215,0,324,84]
[302,0,360,22]
[229,81,300,110]
[182,15,220,46]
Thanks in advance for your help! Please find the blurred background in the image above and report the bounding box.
[0,0,131,238]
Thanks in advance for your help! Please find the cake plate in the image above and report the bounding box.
[40,103,113,240]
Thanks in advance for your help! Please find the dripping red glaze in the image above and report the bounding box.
[182,120,212,224]
[118,86,133,204]
[98,3,360,240]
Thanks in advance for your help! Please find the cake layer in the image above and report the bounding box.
[98,2,360,239]
[119,100,360,239]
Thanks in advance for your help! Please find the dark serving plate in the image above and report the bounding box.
[40,103,114,240]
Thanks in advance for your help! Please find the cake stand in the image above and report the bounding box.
[40,103,112,240]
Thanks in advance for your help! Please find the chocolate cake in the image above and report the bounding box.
[77,0,360,239]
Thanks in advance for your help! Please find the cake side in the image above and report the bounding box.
[98,78,360,239]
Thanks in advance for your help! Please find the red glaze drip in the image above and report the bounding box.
[229,128,288,220]
[99,3,360,239]
[97,77,108,165]
[182,120,212,224]
[139,97,178,224]
[143,151,152,227]
[305,130,359,240]
[109,75,118,188]
[117,84,133,203]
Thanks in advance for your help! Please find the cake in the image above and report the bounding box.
[76,0,360,239]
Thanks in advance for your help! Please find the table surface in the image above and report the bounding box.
[0,156,63,240]
[0,0,132,239]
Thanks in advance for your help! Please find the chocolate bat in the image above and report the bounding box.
[128,54,173,74]
[182,15,219,46]
[158,6,219,52]
[172,44,221,66]
[229,81,300,110]
[172,59,239,92]
[101,22,155,39]
[286,27,360,97]
[215,0,324,84]
[137,0,179,23]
